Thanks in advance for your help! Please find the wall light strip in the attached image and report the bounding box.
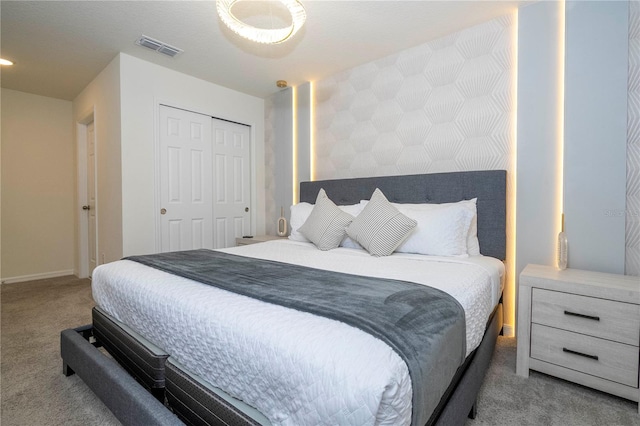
[557,0,566,234]
[310,81,316,181]
[506,9,519,337]
[292,86,299,204]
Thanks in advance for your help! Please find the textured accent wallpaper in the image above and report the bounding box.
[627,1,640,276]
[314,15,515,181]
[264,95,277,236]
[261,6,637,321]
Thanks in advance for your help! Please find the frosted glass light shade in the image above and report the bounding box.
[216,0,306,44]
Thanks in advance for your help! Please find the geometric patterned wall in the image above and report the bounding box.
[627,0,640,276]
[312,13,517,330]
[314,14,516,180]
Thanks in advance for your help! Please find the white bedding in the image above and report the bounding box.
[92,240,504,426]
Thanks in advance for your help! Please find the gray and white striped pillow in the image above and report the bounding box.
[299,189,354,251]
[346,188,417,257]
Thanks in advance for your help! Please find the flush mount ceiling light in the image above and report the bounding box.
[217,0,306,44]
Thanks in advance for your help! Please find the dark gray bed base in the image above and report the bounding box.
[61,302,502,426]
[92,307,168,400]
[60,326,182,426]
[165,359,262,426]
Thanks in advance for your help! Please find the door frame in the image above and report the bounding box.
[153,100,257,252]
[76,108,99,278]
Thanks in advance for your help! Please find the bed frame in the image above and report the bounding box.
[61,170,507,426]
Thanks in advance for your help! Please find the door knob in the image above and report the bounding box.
[82,205,90,210]
[160,208,167,215]
[245,207,249,212]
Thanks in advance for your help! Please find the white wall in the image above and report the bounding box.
[118,53,265,256]
[516,1,564,283]
[265,94,277,235]
[272,89,293,229]
[564,0,629,274]
[73,55,123,266]
[296,82,312,190]
[1,89,75,281]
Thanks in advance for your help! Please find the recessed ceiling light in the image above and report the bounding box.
[0,58,14,66]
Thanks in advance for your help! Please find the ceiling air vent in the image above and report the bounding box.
[135,35,183,58]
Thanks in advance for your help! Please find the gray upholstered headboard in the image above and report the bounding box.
[299,170,507,260]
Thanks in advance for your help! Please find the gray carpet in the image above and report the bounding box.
[1,276,638,426]
[465,335,639,426]
[1,276,118,425]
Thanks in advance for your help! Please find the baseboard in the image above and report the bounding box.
[1,270,76,284]
[502,323,515,337]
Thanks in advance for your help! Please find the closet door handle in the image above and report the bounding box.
[564,310,600,321]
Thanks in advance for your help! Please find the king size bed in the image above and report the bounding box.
[61,170,506,426]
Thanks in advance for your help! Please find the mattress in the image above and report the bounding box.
[92,240,504,426]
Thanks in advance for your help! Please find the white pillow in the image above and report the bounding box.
[360,198,480,256]
[394,203,474,256]
[346,188,417,257]
[338,204,364,249]
[289,202,314,242]
[299,189,354,251]
[290,201,363,245]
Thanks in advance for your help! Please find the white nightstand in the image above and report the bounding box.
[516,264,640,413]
[235,235,287,246]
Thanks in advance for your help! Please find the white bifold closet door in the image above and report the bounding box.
[211,118,252,249]
[158,105,251,252]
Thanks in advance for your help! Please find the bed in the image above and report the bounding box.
[61,170,506,426]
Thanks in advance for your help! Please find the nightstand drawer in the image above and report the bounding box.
[531,288,640,346]
[531,324,639,388]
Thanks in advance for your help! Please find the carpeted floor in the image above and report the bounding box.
[1,276,638,426]
[1,276,118,425]
[466,334,639,426]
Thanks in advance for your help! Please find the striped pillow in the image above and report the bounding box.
[346,188,417,256]
[299,189,354,251]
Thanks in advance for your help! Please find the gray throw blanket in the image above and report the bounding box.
[126,249,466,426]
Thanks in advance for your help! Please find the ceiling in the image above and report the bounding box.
[0,1,528,101]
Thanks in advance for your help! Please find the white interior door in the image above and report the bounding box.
[86,122,97,275]
[159,105,213,252]
[212,118,252,249]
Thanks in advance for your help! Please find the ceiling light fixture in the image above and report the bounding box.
[216,0,306,44]
[0,58,14,66]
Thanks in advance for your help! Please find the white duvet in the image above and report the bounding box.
[92,240,504,426]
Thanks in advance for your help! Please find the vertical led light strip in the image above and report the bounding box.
[506,9,519,336]
[310,81,316,181]
[292,86,299,204]
[557,0,566,237]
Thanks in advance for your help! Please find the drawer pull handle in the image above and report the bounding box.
[562,347,599,361]
[563,310,600,321]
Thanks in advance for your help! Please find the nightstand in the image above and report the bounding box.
[516,264,640,413]
[235,235,287,246]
